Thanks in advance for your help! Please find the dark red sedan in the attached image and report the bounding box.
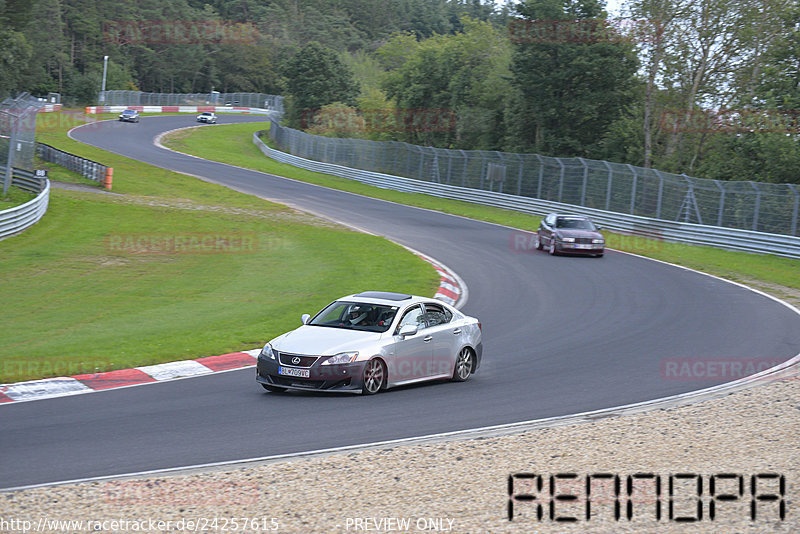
[535,213,605,257]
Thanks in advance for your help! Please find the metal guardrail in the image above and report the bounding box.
[254,131,800,259]
[36,143,110,185]
[0,167,50,240]
[269,121,800,238]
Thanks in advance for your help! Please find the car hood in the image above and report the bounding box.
[555,229,603,239]
[271,325,382,355]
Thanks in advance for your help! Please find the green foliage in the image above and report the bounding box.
[381,17,511,149]
[283,41,360,128]
[504,0,639,156]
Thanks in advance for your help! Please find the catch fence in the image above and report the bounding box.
[99,91,283,112]
[269,122,799,237]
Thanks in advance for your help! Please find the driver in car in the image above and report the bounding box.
[347,306,369,326]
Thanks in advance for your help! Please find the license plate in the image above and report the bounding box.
[576,244,595,249]
[279,367,310,378]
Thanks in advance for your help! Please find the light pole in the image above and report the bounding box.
[99,55,109,103]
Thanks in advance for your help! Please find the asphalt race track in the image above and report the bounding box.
[2,115,799,489]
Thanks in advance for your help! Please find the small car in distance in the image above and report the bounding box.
[118,109,139,122]
[196,112,217,124]
[256,291,483,395]
[536,213,605,257]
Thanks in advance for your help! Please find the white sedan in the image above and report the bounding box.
[256,291,482,395]
[196,112,217,123]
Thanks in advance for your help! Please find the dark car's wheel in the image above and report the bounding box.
[535,233,544,250]
[362,359,386,395]
[452,347,473,382]
[261,384,287,393]
[549,238,557,255]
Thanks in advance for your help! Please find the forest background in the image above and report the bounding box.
[1,0,798,184]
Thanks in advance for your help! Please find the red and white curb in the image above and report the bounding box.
[412,250,466,307]
[0,350,262,405]
[85,105,273,115]
[0,256,465,405]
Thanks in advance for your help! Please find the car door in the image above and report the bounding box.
[422,302,459,377]
[390,305,432,384]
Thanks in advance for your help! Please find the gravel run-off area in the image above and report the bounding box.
[2,373,798,533]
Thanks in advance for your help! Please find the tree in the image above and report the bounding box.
[504,0,639,156]
[282,41,360,128]
[381,17,511,148]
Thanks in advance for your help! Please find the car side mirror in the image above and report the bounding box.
[399,324,418,338]
[301,313,311,325]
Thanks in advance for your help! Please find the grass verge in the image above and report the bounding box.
[162,121,800,294]
[0,111,438,383]
[0,185,36,210]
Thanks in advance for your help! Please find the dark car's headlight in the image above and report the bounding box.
[592,238,604,244]
[321,351,359,365]
[260,343,276,360]
[561,237,575,243]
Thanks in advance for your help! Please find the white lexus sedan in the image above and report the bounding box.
[256,291,482,395]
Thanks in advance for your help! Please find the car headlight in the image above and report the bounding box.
[592,239,604,244]
[561,237,575,243]
[260,343,276,360]
[321,351,359,365]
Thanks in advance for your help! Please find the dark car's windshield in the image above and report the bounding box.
[310,301,398,332]
[556,218,596,230]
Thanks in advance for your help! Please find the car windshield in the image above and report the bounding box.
[556,218,596,230]
[123,110,136,115]
[201,113,212,116]
[309,301,398,332]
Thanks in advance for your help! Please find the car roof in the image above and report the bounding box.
[341,291,438,306]
[553,213,590,219]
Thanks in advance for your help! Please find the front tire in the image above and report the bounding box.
[362,359,386,395]
[549,239,557,255]
[452,347,473,382]
[535,233,544,250]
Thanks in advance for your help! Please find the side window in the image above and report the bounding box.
[423,303,452,328]
[397,306,425,332]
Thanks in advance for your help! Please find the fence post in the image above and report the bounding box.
[789,184,799,236]
[578,157,588,206]
[653,169,664,219]
[602,160,613,211]
[459,150,468,187]
[714,180,725,227]
[515,153,523,196]
[496,151,504,194]
[557,158,565,202]
[627,164,638,214]
[531,154,542,199]
[750,181,761,231]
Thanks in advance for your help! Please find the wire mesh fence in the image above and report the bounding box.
[268,122,800,237]
[1,93,44,195]
[99,90,283,112]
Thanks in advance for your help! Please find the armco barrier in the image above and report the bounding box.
[253,131,800,259]
[0,168,50,240]
[36,143,112,187]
